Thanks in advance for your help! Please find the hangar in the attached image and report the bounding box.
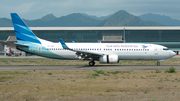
[0,27,180,54]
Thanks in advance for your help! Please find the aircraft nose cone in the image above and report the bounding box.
[170,51,176,57]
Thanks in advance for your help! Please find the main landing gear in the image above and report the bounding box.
[157,62,160,66]
[89,61,95,66]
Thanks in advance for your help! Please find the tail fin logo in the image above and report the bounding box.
[11,13,41,44]
[142,45,148,49]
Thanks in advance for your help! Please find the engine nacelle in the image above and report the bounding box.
[99,55,119,63]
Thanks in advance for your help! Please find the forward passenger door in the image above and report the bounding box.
[154,47,158,55]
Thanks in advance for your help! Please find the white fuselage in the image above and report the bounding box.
[26,39,175,61]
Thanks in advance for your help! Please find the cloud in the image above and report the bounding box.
[14,2,37,14]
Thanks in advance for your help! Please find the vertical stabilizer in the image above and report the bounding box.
[11,13,41,44]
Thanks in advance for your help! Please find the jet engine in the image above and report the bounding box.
[99,55,119,63]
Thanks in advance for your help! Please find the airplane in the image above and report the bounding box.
[10,13,176,66]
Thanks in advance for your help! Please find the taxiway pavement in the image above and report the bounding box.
[0,65,179,70]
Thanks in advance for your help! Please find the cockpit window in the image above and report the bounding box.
[163,48,169,50]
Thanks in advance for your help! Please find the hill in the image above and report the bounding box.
[48,13,99,27]
[97,10,163,26]
[139,13,180,26]
[0,18,13,27]
[0,10,164,27]
[40,13,57,22]
[81,13,112,20]
[22,13,99,27]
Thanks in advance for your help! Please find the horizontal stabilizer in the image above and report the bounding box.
[14,43,29,47]
[0,41,28,47]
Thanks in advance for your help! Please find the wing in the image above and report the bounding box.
[59,38,102,60]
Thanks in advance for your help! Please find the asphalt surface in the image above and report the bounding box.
[0,65,180,70]
[0,55,180,71]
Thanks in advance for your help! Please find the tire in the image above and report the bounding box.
[89,61,95,66]
[157,62,160,66]
[93,61,95,65]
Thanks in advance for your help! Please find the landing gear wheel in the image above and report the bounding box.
[157,62,160,66]
[93,61,95,65]
[89,61,95,66]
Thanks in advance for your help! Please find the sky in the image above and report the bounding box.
[0,0,180,20]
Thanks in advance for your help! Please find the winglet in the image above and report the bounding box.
[59,38,69,49]
[72,40,75,43]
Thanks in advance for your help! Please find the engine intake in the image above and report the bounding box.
[99,55,119,63]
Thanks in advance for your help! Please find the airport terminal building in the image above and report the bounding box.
[0,27,180,54]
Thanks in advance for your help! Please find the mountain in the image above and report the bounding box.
[40,13,57,22]
[23,13,99,27]
[0,11,164,27]
[81,13,112,20]
[139,13,180,26]
[97,10,163,26]
[0,18,13,27]
[48,13,99,27]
